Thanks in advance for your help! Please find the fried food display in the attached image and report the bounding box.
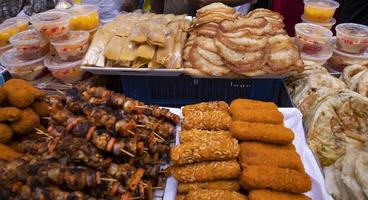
[180,129,232,143]
[239,142,304,172]
[341,64,368,97]
[3,80,35,108]
[0,86,6,104]
[31,101,49,117]
[0,143,22,161]
[0,107,21,122]
[230,121,294,144]
[231,109,284,124]
[0,123,13,143]
[182,101,229,116]
[185,189,248,200]
[170,138,239,165]
[230,99,278,113]
[182,110,232,130]
[177,180,240,194]
[239,165,312,194]
[248,190,311,200]
[169,160,241,183]
[10,108,40,135]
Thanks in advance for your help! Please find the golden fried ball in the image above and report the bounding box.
[11,108,40,135]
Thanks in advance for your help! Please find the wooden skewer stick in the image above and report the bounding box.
[128,130,136,136]
[136,124,145,128]
[56,89,64,94]
[100,177,117,182]
[120,148,135,157]
[134,106,152,110]
[153,131,167,144]
[35,131,52,138]
[152,186,164,190]
[42,117,51,120]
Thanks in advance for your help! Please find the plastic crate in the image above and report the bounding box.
[121,75,293,108]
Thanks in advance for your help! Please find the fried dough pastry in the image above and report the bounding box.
[220,17,268,32]
[32,101,50,117]
[239,165,312,194]
[248,190,311,200]
[11,108,40,135]
[247,9,285,35]
[182,110,232,130]
[4,79,36,108]
[178,180,240,193]
[170,138,239,166]
[194,36,218,53]
[197,3,235,17]
[196,45,224,66]
[0,107,21,122]
[216,33,268,52]
[186,189,247,200]
[231,109,284,124]
[230,99,278,112]
[182,101,229,116]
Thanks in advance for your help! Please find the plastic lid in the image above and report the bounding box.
[301,47,333,61]
[51,30,89,46]
[9,29,47,46]
[301,15,336,27]
[331,37,368,59]
[31,11,70,25]
[44,54,82,70]
[303,0,340,9]
[3,16,29,25]
[336,23,368,38]
[0,48,45,68]
[70,4,99,16]
[295,23,333,40]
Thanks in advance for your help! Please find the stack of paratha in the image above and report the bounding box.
[340,64,368,97]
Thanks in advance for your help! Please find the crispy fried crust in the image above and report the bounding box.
[178,180,240,193]
[231,109,284,124]
[248,190,311,200]
[186,189,247,200]
[0,107,21,122]
[182,101,229,116]
[182,110,232,130]
[180,129,232,143]
[230,99,278,112]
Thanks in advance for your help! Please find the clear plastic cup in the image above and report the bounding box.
[44,54,85,83]
[88,27,98,43]
[51,30,89,61]
[69,4,100,31]
[336,23,368,54]
[295,23,333,57]
[31,11,71,39]
[303,0,339,23]
[3,16,29,32]
[0,44,12,56]
[0,17,29,47]
[0,48,47,80]
[9,29,49,60]
[301,15,336,30]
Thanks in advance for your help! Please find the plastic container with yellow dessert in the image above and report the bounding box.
[0,17,29,47]
[303,0,339,23]
[336,23,368,54]
[31,11,71,39]
[51,30,89,61]
[301,15,336,30]
[44,54,85,83]
[10,29,49,60]
[69,4,100,31]
[0,48,47,80]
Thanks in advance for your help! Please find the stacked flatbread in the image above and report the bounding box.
[184,4,303,77]
[340,64,368,97]
[83,13,190,69]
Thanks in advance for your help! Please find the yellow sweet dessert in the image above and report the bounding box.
[70,5,100,31]
[304,0,339,23]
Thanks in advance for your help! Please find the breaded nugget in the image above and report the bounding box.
[178,180,240,193]
[0,123,13,143]
[176,195,186,200]
[182,101,229,116]
[32,101,49,117]
[232,109,284,124]
[0,143,22,161]
[0,107,21,121]
[180,129,232,143]
[11,108,40,135]
[186,189,247,200]
[230,121,294,144]
[0,86,6,105]
[169,160,241,183]
[182,110,232,130]
[230,99,278,113]
[248,190,311,200]
[4,79,35,108]
[239,165,311,194]
[171,138,239,165]
[239,142,304,172]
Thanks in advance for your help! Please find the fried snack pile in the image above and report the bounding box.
[169,101,245,198]
[184,3,303,77]
[83,13,190,69]
[340,64,368,98]
[229,98,312,198]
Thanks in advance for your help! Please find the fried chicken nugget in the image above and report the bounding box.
[230,99,278,113]
[0,107,21,121]
[239,165,311,194]
[182,101,229,116]
[4,79,35,108]
[176,195,186,200]
[0,123,13,143]
[178,180,240,194]
[186,189,248,200]
[232,109,284,124]
[169,160,241,183]
[230,121,294,144]
[32,101,49,117]
[0,86,6,105]
[180,129,232,143]
[171,138,239,166]
[11,108,40,135]
[248,190,311,200]
[182,110,232,130]
[239,142,304,172]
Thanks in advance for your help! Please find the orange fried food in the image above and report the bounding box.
[0,123,13,143]
[239,142,304,172]
[230,99,278,113]
[180,129,232,143]
[4,79,35,108]
[0,107,21,122]
[230,121,294,144]
[0,143,22,161]
[239,165,311,194]
[169,160,241,183]
[232,109,284,124]
[248,190,311,200]
[176,195,186,200]
[10,108,40,135]
[182,110,232,130]
[182,101,229,116]
[32,101,49,117]
[0,86,6,105]
[186,189,247,200]
[170,138,239,166]
[178,180,240,194]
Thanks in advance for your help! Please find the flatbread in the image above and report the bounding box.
[355,151,368,198]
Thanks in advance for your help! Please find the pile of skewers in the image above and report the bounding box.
[0,86,180,200]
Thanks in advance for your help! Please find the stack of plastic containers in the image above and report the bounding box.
[69,4,100,42]
[0,17,29,55]
[302,0,338,30]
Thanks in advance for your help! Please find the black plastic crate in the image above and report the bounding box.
[121,75,293,108]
